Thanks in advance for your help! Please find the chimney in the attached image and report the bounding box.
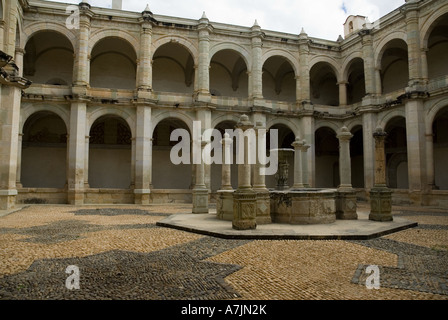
[112,0,122,10]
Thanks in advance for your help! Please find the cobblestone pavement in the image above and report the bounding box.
[0,204,447,300]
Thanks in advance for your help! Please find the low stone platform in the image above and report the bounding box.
[156,207,418,240]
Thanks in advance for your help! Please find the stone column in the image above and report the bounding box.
[0,85,21,209]
[338,81,348,106]
[84,135,90,188]
[134,104,152,204]
[375,68,382,95]
[73,2,92,87]
[425,133,436,190]
[137,7,155,92]
[360,29,375,95]
[405,96,427,199]
[233,115,257,230]
[298,28,310,103]
[362,111,377,190]
[196,12,211,100]
[337,126,353,190]
[221,132,233,191]
[336,127,358,220]
[404,3,423,86]
[369,127,393,221]
[192,140,209,214]
[291,137,304,189]
[67,101,87,205]
[251,20,263,101]
[300,141,311,188]
[216,133,234,221]
[15,133,23,189]
[254,121,271,224]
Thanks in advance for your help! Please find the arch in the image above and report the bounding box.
[377,108,406,131]
[373,32,408,69]
[426,98,448,132]
[22,22,76,50]
[209,42,252,70]
[308,56,341,82]
[314,120,340,134]
[87,107,136,138]
[343,117,363,133]
[20,104,70,134]
[261,49,299,76]
[420,4,448,49]
[21,111,68,189]
[88,29,139,57]
[151,111,194,137]
[151,36,199,65]
[341,52,364,81]
[211,114,241,130]
[88,115,132,189]
[314,126,339,188]
[266,117,300,137]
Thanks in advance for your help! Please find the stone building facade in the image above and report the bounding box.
[0,0,447,209]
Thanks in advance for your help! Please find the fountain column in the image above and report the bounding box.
[233,115,257,230]
[292,138,304,189]
[336,126,358,220]
[254,121,271,224]
[192,140,209,214]
[216,133,234,221]
[369,127,393,221]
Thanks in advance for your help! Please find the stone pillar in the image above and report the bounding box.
[335,127,358,220]
[14,48,25,77]
[338,81,348,106]
[300,114,315,187]
[0,85,21,209]
[298,28,310,103]
[84,135,90,188]
[361,111,377,190]
[291,137,304,189]
[250,20,263,101]
[369,127,393,221]
[196,12,211,100]
[67,101,87,205]
[404,3,423,86]
[337,126,353,189]
[137,7,155,92]
[425,132,436,190]
[134,104,152,204]
[192,140,209,214]
[254,121,271,225]
[73,2,92,87]
[221,132,233,190]
[375,68,382,95]
[233,115,257,230]
[405,96,427,199]
[360,29,375,95]
[300,141,311,188]
[216,133,234,221]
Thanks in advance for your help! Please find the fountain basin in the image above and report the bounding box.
[270,188,337,225]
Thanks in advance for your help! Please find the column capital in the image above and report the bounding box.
[291,137,304,149]
[337,126,353,140]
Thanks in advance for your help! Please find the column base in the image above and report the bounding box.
[336,188,358,220]
[192,188,209,214]
[134,189,151,205]
[216,190,234,221]
[255,190,271,225]
[0,190,17,210]
[369,187,393,222]
[68,190,85,206]
[232,189,257,230]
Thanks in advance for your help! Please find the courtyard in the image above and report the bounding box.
[0,203,447,302]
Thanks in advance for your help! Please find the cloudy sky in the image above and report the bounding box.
[47,0,405,40]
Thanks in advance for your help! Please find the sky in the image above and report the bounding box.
[46,0,405,40]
